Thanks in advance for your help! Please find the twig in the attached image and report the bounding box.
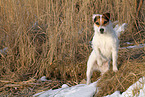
[115,74,125,90]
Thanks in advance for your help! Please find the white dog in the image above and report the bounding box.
[86,13,127,85]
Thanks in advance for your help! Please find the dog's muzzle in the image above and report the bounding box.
[100,28,104,34]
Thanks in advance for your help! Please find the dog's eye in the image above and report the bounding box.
[104,21,108,24]
[95,22,99,25]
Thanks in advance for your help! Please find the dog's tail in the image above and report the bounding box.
[113,21,127,37]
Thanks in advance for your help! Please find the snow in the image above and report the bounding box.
[120,44,145,49]
[113,23,127,37]
[39,76,49,82]
[61,84,69,88]
[0,47,8,55]
[126,42,133,45]
[34,77,145,97]
[33,81,97,97]
[105,77,145,97]
[105,91,121,97]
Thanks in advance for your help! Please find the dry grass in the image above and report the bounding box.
[0,0,145,96]
[95,48,145,97]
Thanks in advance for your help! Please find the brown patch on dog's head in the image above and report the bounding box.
[93,13,110,27]
[94,16,101,27]
[103,13,110,21]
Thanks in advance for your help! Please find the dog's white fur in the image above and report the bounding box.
[87,14,119,85]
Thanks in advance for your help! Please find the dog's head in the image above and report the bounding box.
[93,13,111,34]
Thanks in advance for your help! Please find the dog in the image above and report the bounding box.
[86,13,119,85]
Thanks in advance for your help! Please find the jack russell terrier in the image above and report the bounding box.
[86,13,127,85]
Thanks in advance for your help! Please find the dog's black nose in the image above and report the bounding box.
[100,28,104,34]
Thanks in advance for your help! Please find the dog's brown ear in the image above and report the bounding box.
[103,13,110,20]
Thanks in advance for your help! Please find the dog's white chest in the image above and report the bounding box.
[101,39,112,55]
[92,35,115,59]
[99,38,112,57]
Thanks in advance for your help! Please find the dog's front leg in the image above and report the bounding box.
[86,50,97,85]
[112,48,118,72]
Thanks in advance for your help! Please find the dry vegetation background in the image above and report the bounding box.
[0,0,145,96]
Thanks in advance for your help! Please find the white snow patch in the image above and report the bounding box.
[126,42,133,45]
[34,77,145,97]
[120,44,145,49]
[0,47,8,55]
[105,91,121,97]
[105,77,145,97]
[33,81,97,97]
[61,84,69,88]
[40,76,48,81]
[114,23,127,37]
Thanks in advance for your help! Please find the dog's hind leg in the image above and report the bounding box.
[86,50,97,85]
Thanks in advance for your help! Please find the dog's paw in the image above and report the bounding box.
[113,67,118,72]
